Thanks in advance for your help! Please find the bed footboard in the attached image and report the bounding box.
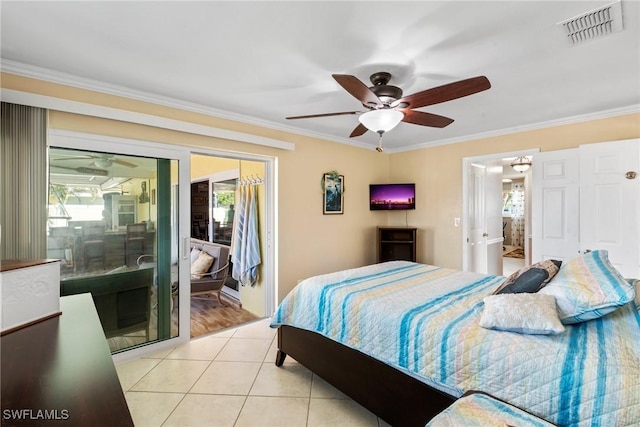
[276,325,455,427]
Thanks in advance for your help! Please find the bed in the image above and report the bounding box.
[270,258,640,427]
[426,391,556,427]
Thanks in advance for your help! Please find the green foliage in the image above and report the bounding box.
[216,191,234,207]
[321,170,342,192]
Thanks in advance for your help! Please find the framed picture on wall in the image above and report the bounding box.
[323,173,344,215]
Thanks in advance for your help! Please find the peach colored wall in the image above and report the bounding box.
[3,72,637,304]
[191,156,238,179]
[388,113,640,270]
[2,73,389,304]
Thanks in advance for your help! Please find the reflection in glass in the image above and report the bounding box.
[48,147,179,353]
[212,178,237,246]
[211,178,239,296]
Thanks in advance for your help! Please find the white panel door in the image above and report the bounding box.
[469,161,503,275]
[485,159,504,276]
[469,163,487,273]
[532,149,580,263]
[579,139,640,278]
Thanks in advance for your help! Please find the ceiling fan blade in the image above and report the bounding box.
[397,76,491,109]
[401,110,454,128]
[349,123,368,138]
[51,165,109,176]
[114,158,138,168]
[286,111,361,120]
[51,156,95,161]
[332,74,381,106]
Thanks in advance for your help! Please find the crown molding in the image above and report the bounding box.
[3,60,638,154]
[1,88,295,151]
[1,60,352,147]
[387,104,640,153]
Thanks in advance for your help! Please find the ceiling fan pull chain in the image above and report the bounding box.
[376,131,384,153]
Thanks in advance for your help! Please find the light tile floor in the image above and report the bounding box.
[116,318,392,427]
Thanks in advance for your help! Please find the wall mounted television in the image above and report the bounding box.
[369,183,416,210]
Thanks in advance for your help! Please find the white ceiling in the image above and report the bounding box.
[1,1,639,152]
[49,148,156,188]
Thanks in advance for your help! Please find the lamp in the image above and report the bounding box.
[358,109,404,134]
[510,156,532,173]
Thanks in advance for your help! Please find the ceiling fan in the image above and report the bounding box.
[286,72,491,150]
[52,154,138,168]
[50,165,109,176]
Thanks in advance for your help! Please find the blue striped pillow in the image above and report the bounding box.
[539,250,635,324]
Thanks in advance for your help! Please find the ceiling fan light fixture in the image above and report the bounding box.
[358,109,404,133]
[510,156,532,173]
[94,158,113,168]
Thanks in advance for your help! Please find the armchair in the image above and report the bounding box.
[190,238,231,307]
[136,238,231,309]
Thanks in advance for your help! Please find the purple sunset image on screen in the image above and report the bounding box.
[369,184,415,210]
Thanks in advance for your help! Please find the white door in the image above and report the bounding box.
[532,149,580,263]
[485,159,504,276]
[469,163,487,273]
[469,161,503,275]
[579,139,640,278]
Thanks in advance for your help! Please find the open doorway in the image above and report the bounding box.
[501,173,527,276]
[188,154,269,338]
[462,150,536,276]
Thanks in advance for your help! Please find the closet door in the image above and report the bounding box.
[580,139,639,278]
[532,149,580,263]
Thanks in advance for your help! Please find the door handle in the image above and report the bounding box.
[182,236,189,259]
[583,249,591,253]
[482,232,489,237]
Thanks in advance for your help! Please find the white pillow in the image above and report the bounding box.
[479,293,565,335]
[190,248,202,264]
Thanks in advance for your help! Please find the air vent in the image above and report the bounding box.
[557,1,623,45]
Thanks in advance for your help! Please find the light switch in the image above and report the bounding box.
[454,217,460,227]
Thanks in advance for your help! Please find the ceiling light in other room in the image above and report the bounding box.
[358,109,404,134]
[510,156,532,173]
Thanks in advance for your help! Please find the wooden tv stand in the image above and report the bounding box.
[377,226,417,262]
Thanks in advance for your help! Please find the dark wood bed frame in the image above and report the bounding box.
[275,325,456,427]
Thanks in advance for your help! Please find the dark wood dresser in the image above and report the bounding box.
[1,293,134,426]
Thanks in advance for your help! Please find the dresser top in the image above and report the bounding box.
[0,259,60,273]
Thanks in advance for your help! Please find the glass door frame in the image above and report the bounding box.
[207,169,239,245]
[209,169,240,299]
[49,129,192,361]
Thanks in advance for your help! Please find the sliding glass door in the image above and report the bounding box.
[48,131,190,354]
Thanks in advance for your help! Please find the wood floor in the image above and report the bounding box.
[188,294,259,338]
[107,292,259,352]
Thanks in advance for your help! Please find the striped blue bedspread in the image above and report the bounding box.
[426,392,555,427]
[270,261,640,426]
